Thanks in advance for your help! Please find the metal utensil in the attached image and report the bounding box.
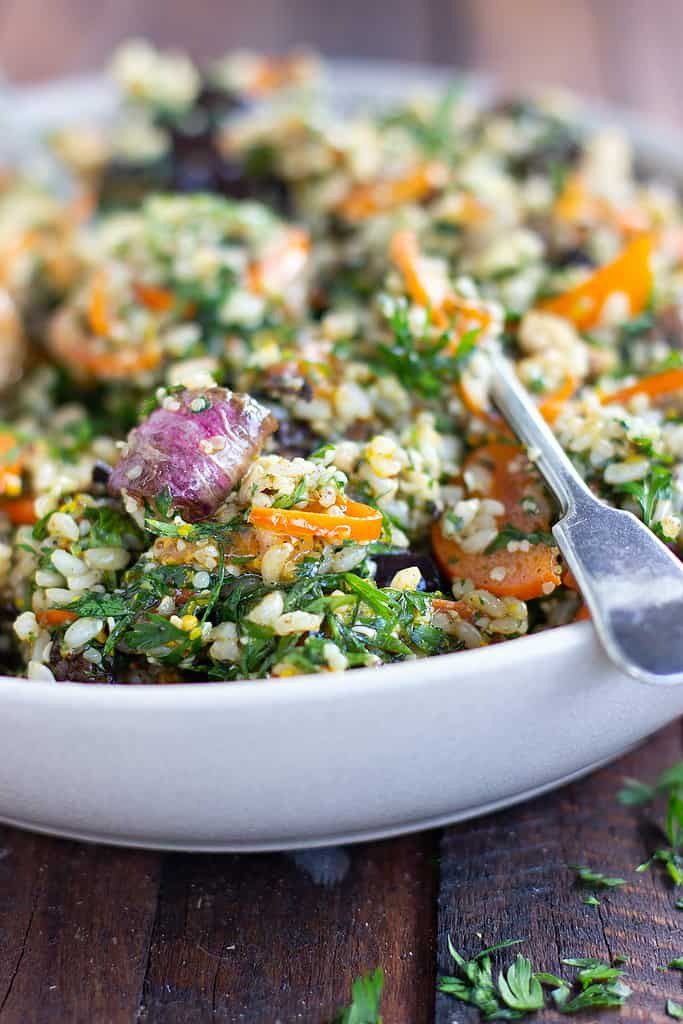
[489,351,683,685]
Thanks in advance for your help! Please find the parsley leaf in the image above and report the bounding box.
[67,592,131,618]
[569,864,627,888]
[668,999,683,1019]
[552,978,632,1013]
[331,967,384,1024]
[84,505,144,548]
[439,941,632,1019]
[613,464,673,537]
[619,762,683,885]
[438,937,527,1018]
[497,955,544,1012]
[373,299,480,399]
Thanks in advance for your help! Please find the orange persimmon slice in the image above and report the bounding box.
[432,443,561,600]
[540,235,652,331]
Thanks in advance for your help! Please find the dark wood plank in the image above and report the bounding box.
[137,834,436,1024]
[435,723,683,1023]
[0,829,161,1024]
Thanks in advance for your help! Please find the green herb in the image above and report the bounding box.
[439,941,632,1019]
[618,765,683,884]
[676,898,683,910]
[331,967,384,1024]
[497,955,544,1012]
[126,614,187,652]
[569,865,627,889]
[619,761,683,805]
[613,464,673,537]
[272,477,308,509]
[67,592,131,618]
[144,514,244,542]
[485,524,556,554]
[380,83,462,156]
[84,505,144,548]
[552,978,632,1014]
[669,958,683,970]
[47,415,96,463]
[561,958,625,985]
[549,160,569,195]
[619,761,683,884]
[373,299,480,399]
[438,937,526,1019]
[154,487,174,519]
[583,895,600,907]
[31,511,52,542]
[668,999,683,1019]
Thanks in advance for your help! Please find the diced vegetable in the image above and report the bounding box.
[338,161,447,222]
[246,226,309,296]
[390,227,492,338]
[133,281,175,311]
[0,496,36,524]
[601,366,683,405]
[0,431,26,498]
[87,269,111,337]
[37,609,78,627]
[432,443,561,600]
[540,235,653,330]
[249,497,382,543]
[538,375,578,422]
[49,308,163,381]
[109,388,277,520]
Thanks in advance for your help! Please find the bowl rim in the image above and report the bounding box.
[0,619,592,702]
[1,60,679,700]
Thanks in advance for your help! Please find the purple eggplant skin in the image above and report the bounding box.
[109,388,277,521]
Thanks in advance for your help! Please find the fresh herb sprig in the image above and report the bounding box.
[618,761,683,885]
[613,464,674,540]
[438,941,632,1019]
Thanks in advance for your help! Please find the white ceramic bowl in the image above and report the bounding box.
[2,63,683,851]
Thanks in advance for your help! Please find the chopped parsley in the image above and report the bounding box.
[373,299,480,399]
[47,415,96,463]
[379,84,462,157]
[331,967,384,1024]
[618,761,683,885]
[84,505,145,548]
[612,464,674,539]
[568,864,627,889]
[438,939,631,1018]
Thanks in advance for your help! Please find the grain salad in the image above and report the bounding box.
[0,42,681,684]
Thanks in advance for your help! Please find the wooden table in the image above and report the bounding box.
[1,727,682,1023]
[2,1,683,1020]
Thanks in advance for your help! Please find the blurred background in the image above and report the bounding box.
[0,0,681,124]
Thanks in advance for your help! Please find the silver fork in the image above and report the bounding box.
[489,352,683,685]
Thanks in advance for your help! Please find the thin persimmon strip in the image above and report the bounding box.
[540,235,653,330]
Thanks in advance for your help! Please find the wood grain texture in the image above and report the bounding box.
[0,829,160,1024]
[436,723,683,1023]
[137,835,436,1023]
